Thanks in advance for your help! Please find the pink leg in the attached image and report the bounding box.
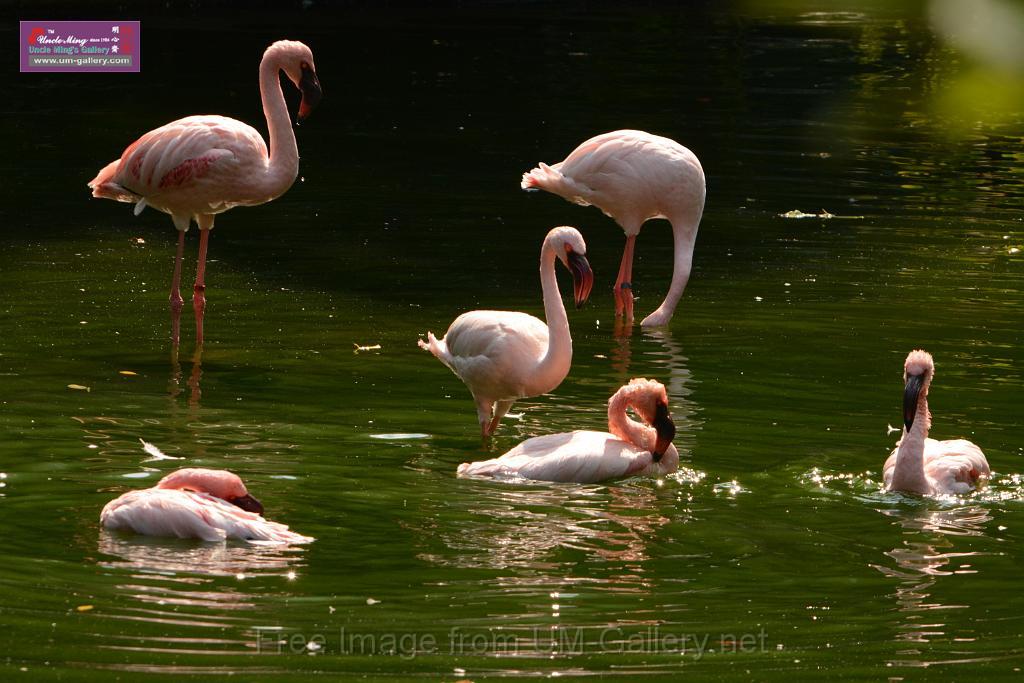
[614,235,636,320]
[193,227,210,345]
[169,229,185,346]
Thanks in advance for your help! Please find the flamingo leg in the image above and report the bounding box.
[487,400,516,436]
[193,226,210,346]
[169,229,186,346]
[614,234,637,320]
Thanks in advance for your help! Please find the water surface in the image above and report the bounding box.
[2,3,1023,680]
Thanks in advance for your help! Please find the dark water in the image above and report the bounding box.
[3,2,1023,680]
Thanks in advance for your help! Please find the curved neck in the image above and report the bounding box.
[531,243,572,394]
[257,53,299,199]
[651,213,700,322]
[607,391,653,450]
[890,387,932,494]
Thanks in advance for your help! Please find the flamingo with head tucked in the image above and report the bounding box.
[100,467,313,543]
[88,40,323,346]
[522,130,705,327]
[884,350,990,496]
[418,226,594,437]
[458,378,678,483]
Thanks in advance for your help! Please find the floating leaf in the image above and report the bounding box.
[67,384,91,392]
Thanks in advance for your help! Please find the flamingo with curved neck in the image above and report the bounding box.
[883,350,990,496]
[88,40,323,346]
[100,467,313,543]
[522,129,705,327]
[458,378,679,483]
[419,226,595,437]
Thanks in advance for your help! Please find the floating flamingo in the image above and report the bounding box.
[522,130,705,327]
[100,467,313,543]
[419,226,594,437]
[88,40,323,346]
[884,350,990,495]
[458,378,678,483]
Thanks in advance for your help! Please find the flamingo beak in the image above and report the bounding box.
[651,401,676,462]
[297,65,322,124]
[903,373,924,431]
[229,493,264,516]
[567,251,594,309]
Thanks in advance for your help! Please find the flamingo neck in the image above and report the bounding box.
[890,387,932,494]
[532,242,572,394]
[647,213,700,324]
[607,390,653,450]
[257,52,299,200]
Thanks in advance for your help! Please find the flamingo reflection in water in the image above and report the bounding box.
[871,505,994,665]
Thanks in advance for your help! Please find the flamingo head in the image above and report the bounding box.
[549,226,594,308]
[267,40,322,124]
[156,468,264,515]
[626,378,676,461]
[902,349,934,430]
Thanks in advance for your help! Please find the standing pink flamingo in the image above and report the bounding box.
[100,467,313,543]
[418,226,594,437]
[884,350,990,495]
[88,40,323,346]
[458,378,678,483]
[522,130,705,327]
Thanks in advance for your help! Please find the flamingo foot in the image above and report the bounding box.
[615,282,634,320]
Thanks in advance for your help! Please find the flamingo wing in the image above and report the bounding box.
[458,430,653,483]
[100,489,313,543]
[438,311,548,398]
[923,439,991,494]
[89,115,270,215]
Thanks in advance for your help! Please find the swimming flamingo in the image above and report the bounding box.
[418,226,594,437]
[88,40,323,346]
[522,130,705,327]
[883,350,990,496]
[100,468,313,543]
[458,378,678,483]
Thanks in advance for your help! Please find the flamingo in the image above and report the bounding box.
[457,378,678,483]
[100,467,313,543]
[418,226,594,437]
[88,40,323,346]
[522,130,706,327]
[883,350,990,496]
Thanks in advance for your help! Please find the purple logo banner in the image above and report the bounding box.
[20,21,140,73]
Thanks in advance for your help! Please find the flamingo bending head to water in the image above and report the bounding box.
[458,378,678,483]
[522,130,705,327]
[88,40,323,346]
[883,350,990,496]
[100,467,313,543]
[418,226,594,437]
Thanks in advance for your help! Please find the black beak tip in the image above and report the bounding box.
[229,494,264,516]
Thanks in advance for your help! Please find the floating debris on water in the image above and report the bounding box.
[353,343,382,354]
[119,370,138,376]
[779,208,863,219]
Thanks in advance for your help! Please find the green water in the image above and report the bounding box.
[3,3,1023,680]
